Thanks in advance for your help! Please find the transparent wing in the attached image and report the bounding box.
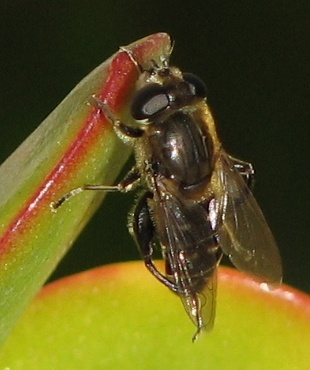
[211,152,282,286]
[153,186,219,334]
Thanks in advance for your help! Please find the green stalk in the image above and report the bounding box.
[0,33,171,346]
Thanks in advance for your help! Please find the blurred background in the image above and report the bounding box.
[0,1,309,292]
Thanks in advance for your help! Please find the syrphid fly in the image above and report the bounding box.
[52,39,282,341]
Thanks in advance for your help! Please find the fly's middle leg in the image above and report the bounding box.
[51,93,145,210]
[50,166,141,210]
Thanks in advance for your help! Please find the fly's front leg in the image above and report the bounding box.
[131,192,179,293]
[91,96,144,140]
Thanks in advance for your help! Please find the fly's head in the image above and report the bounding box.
[130,63,207,125]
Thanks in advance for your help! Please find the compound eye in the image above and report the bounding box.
[183,73,207,98]
[131,84,169,121]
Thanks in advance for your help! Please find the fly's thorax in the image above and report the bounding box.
[138,105,213,194]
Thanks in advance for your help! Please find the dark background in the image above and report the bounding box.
[0,1,309,292]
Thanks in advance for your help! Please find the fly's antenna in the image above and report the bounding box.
[159,37,174,69]
[166,37,175,62]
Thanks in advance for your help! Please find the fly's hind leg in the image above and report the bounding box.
[229,155,255,190]
[131,192,180,293]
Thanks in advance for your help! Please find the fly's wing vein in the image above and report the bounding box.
[211,152,282,286]
[153,185,218,331]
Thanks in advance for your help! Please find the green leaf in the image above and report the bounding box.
[0,33,172,346]
[0,263,309,369]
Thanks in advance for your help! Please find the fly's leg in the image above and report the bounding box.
[51,95,145,210]
[91,95,144,140]
[132,192,180,293]
[229,155,255,190]
[51,167,141,210]
[191,297,204,343]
